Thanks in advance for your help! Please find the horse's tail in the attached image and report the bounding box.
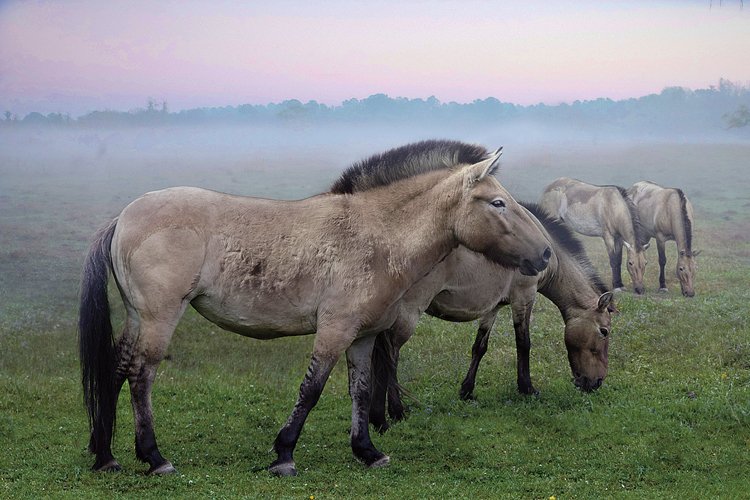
[78,219,119,454]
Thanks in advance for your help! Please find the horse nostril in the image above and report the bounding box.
[542,247,552,262]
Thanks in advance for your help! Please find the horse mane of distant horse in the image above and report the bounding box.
[330,140,492,194]
[676,188,693,255]
[606,185,648,250]
[522,201,609,297]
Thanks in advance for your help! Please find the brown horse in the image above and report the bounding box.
[539,177,649,294]
[78,140,551,476]
[368,202,615,432]
[628,181,699,297]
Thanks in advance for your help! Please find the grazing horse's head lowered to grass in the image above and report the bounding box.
[78,139,551,477]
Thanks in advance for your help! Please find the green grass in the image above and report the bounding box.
[1,139,749,498]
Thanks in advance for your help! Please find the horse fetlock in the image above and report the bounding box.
[369,454,391,469]
[92,458,122,472]
[459,383,476,401]
[268,460,298,477]
[353,445,389,468]
[147,461,176,475]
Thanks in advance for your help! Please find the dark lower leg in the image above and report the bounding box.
[347,337,387,467]
[386,349,406,421]
[514,307,536,395]
[369,333,391,432]
[460,326,491,400]
[271,354,336,473]
[657,241,668,289]
[130,364,171,473]
[609,245,624,289]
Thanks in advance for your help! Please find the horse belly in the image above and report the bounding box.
[562,205,603,237]
[191,293,317,339]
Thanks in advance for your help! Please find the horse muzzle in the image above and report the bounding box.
[573,375,603,392]
[519,246,551,276]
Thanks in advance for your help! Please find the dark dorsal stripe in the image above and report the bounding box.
[676,188,693,254]
[606,185,647,250]
[330,140,491,194]
[522,201,609,294]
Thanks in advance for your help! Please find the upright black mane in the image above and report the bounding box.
[330,140,491,194]
[522,201,609,294]
[676,188,693,254]
[610,185,647,250]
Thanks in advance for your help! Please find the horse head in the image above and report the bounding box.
[452,150,551,276]
[623,240,648,294]
[677,249,698,297]
[564,291,616,392]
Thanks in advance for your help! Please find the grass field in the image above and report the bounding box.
[1,129,749,498]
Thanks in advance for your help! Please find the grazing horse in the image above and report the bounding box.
[368,202,615,432]
[539,177,649,294]
[627,181,698,297]
[79,140,551,476]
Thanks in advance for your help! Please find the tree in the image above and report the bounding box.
[724,104,750,128]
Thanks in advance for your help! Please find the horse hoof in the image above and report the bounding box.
[93,459,122,472]
[659,287,669,293]
[613,287,626,292]
[269,461,298,477]
[148,461,176,475]
[369,455,390,469]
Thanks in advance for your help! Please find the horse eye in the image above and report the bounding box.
[491,199,506,208]
[599,327,609,337]
[628,261,633,266]
[679,267,684,271]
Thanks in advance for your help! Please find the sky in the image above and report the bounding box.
[1,0,748,116]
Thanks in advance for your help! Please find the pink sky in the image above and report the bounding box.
[1,0,748,115]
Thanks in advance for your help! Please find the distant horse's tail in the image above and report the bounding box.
[78,219,118,456]
[371,329,415,423]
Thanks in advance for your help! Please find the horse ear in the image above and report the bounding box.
[596,291,614,313]
[466,147,503,185]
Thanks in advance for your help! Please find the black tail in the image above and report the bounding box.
[78,219,118,456]
[371,330,398,402]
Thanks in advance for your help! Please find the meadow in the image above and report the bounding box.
[1,127,748,498]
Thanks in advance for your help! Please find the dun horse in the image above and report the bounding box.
[628,181,698,297]
[539,177,649,294]
[367,202,615,432]
[79,140,551,476]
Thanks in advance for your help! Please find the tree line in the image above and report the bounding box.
[3,79,749,132]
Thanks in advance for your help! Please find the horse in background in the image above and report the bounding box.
[628,181,698,297]
[368,202,615,432]
[539,177,649,294]
[78,140,551,477]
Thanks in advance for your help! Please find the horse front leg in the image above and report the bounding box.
[657,238,668,291]
[459,309,500,400]
[512,301,537,395]
[605,234,625,291]
[270,350,339,476]
[347,335,390,468]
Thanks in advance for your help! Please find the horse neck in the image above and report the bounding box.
[538,246,599,321]
[356,173,460,284]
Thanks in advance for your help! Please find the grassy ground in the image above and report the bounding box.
[1,134,748,498]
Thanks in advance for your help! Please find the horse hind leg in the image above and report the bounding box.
[127,310,186,475]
